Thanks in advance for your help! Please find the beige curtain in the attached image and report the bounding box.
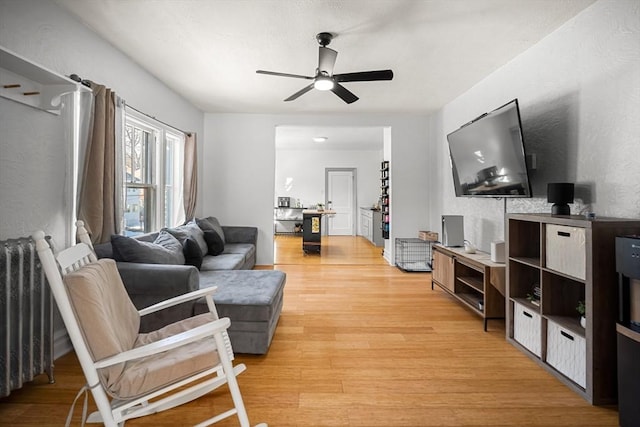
[77,83,119,244]
[183,133,198,220]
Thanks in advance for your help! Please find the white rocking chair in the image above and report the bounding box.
[33,230,266,427]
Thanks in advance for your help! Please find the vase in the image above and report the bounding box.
[580,316,586,328]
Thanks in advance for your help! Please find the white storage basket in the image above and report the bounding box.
[546,320,586,388]
[546,224,586,280]
[513,301,542,357]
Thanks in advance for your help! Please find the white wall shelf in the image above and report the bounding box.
[0,46,85,114]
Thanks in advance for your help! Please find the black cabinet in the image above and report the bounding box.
[617,327,640,426]
[616,236,640,426]
[302,212,321,253]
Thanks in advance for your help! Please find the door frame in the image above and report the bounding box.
[325,167,357,235]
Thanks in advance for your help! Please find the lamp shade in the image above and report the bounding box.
[547,183,574,203]
[547,183,574,215]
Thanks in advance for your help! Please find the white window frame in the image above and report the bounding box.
[123,107,185,235]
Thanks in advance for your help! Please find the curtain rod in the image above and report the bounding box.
[72,76,193,136]
[125,104,192,136]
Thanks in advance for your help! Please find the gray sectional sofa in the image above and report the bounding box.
[93,217,286,354]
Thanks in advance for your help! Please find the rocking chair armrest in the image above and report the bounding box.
[94,317,231,369]
[138,286,218,316]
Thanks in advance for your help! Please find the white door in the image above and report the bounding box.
[326,169,355,235]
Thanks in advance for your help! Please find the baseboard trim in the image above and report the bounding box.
[54,327,72,360]
[383,250,393,265]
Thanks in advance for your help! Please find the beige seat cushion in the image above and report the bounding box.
[64,260,221,399]
[113,313,220,399]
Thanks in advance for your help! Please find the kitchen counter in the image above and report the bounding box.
[302,209,336,215]
[360,207,384,247]
[274,207,306,234]
[302,210,334,254]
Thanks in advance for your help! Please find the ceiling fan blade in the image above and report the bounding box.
[331,83,359,104]
[334,70,394,82]
[284,83,315,102]
[256,70,314,80]
[318,47,337,75]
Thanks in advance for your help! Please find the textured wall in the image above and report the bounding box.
[0,98,69,244]
[275,149,382,209]
[0,0,205,357]
[275,148,382,238]
[0,0,205,245]
[429,0,640,252]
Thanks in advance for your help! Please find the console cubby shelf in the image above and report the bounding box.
[506,213,640,405]
[432,244,506,331]
[544,314,584,338]
[457,275,483,293]
[457,292,483,314]
[509,256,541,268]
[511,296,540,313]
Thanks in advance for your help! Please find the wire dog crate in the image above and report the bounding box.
[395,238,434,272]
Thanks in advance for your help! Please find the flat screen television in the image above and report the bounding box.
[447,99,532,198]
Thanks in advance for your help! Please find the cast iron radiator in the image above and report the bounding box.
[0,236,54,397]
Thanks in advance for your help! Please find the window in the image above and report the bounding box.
[123,108,184,236]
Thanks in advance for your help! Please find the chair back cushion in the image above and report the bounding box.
[63,259,140,383]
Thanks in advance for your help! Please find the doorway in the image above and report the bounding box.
[273,125,386,264]
[325,168,356,235]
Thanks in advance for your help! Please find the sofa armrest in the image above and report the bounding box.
[115,262,200,332]
[116,262,199,296]
[222,226,258,245]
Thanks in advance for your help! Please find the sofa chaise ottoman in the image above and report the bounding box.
[91,217,286,354]
[195,270,286,355]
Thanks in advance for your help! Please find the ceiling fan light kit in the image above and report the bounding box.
[257,32,393,104]
[314,76,334,91]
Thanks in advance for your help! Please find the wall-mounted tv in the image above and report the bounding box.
[447,99,532,198]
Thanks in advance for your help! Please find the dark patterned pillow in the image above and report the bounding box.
[196,216,226,244]
[183,238,203,269]
[111,230,185,264]
[203,230,224,256]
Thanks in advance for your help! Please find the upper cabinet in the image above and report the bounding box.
[0,46,86,114]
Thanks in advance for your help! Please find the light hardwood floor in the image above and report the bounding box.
[0,235,618,426]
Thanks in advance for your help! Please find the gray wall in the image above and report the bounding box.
[428,0,640,252]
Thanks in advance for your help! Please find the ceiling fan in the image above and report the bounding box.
[256,32,394,104]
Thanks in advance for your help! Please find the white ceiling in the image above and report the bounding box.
[55,0,595,116]
[275,126,384,151]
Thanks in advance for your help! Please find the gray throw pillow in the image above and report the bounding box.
[111,230,185,264]
[196,216,226,244]
[164,222,208,255]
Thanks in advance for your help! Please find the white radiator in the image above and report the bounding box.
[0,236,54,397]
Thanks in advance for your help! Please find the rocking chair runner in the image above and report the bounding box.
[32,231,266,427]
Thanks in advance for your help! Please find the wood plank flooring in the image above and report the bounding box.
[0,235,618,426]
